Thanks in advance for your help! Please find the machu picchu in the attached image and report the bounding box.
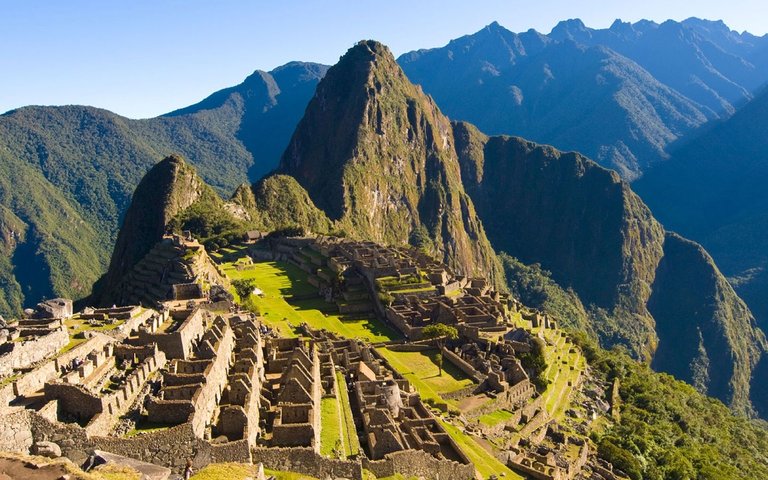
[3,8,768,480]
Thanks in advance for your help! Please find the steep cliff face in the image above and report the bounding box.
[452,121,766,414]
[454,122,665,357]
[277,41,502,282]
[94,154,214,304]
[649,233,767,415]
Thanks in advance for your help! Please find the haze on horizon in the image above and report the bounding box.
[2,0,767,119]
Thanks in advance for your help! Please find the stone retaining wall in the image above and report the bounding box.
[251,447,362,480]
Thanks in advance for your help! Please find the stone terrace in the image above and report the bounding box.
[304,327,473,475]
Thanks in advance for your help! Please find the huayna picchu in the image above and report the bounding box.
[1,19,768,480]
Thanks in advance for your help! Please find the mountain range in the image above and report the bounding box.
[399,18,768,178]
[2,19,768,418]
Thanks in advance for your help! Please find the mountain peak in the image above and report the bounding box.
[549,18,591,41]
[93,154,212,304]
[277,40,504,282]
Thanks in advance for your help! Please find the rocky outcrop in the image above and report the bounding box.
[276,41,503,284]
[93,155,213,304]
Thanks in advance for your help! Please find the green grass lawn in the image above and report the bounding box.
[336,371,360,456]
[376,348,474,407]
[124,419,173,437]
[221,261,399,343]
[320,397,343,457]
[438,419,522,480]
[191,463,319,480]
[478,409,515,427]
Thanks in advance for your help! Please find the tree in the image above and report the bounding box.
[422,323,458,376]
[232,278,256,302]
[435,352,444,376]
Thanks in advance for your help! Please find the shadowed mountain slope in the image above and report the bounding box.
[399,21,711,179]
[452,122,767,415]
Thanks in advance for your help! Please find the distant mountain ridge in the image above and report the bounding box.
[398,18,768,178]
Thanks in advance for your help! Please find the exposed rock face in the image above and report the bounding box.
[277,41,503,283]
[649,233,767,416]
[32,441,62,458]
[451,121,766,414]
[93,155,211,304]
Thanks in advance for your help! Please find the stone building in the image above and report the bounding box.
[262,338,322,450]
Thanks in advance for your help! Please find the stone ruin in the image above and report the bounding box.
[303,326,474,476]
[0,300,77,378]
[261,337,321,449]
[0,233,614,480]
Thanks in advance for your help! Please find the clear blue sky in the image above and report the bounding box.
[2,0,766,118]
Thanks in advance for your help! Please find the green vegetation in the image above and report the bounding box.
[574,333,768,480]
[191,463,320,480]
[319,375,360,458]
[320,397,343,457]
[124,419,173,437]
[499,253,592,335]
[438,419,522,479]
[222,260,398,342]
[518,335,549,392]
[237,175,333,234]
[231,278,256,302]
[275,40,505,288]
[93,464,141,480]
[421,323,458,376]
[377,348,472,408]
[0,61,325,316]
[336,371,361,456]
[168,186,247,251]
[478,409,514,427]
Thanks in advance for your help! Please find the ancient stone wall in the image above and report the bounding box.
[0,327,69,374]
[251,446,363,480]
[136,307,207,359]
[362,449,475,480]
[0,409,33,453]
[441,347,486,383]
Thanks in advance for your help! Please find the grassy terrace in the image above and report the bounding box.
[191,463,319,480]
[320,397,343,457]
[320,372,360,458]
[221,260,399,343]
[438,419,522,479]
[539,328,585,421]
[376,348,473,408]
[336,371,361,456]
[478,409,515,427]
